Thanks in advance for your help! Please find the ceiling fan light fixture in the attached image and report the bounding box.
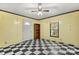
[37,11,43,16]
[38,5,42,11]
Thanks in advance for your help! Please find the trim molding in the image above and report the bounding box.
[0,9,40,20]
[0,9,79,20]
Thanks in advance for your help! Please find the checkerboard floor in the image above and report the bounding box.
[0,39,79,55]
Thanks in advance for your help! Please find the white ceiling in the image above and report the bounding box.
[0,3,79,19]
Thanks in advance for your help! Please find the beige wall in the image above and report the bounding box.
[22,17,40,39]
[40,11,79,47]
[0,11,18,47]
[0,10,79,47]
[0,11,39,47]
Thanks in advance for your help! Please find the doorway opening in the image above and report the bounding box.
[34,24,40,40]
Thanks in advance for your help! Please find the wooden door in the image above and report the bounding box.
[34,24,40,40]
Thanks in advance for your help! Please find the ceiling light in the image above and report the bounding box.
[37,11,43,16]
[38,3,42,11]
[24,22,30,25]
[37,3,43,16]
[38,5,42,10]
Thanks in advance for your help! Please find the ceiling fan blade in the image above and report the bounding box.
[31,10,49,12]
[43,10,49,12]
[31,10,37,12]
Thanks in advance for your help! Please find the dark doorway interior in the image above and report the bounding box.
[34,24,40,40]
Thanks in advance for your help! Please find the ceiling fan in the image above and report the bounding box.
[25,3,49,16]
[31,3,49,16]
[31,3,49,12]
[24,3,59,16]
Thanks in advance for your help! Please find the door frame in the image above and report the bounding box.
[34,24,40,40]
